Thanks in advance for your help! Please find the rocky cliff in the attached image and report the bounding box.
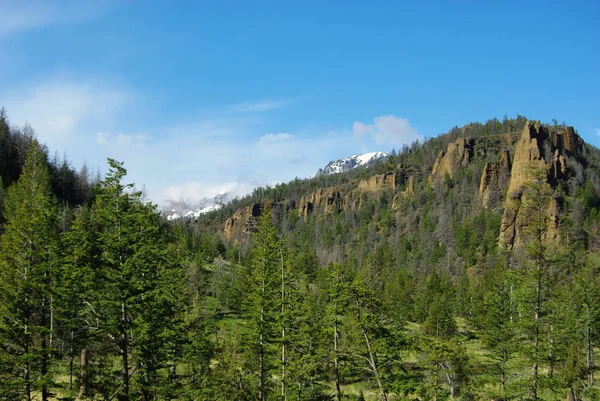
[499,122,580,248]
[220,120,586,251]
[479,150,511,209]
[298,186,351,220]
[223,203,263,243]
[428,138,474,184]
[357,172,396,193]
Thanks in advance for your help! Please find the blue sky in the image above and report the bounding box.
[1,0,599,203]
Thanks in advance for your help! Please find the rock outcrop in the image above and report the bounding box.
[224,203,262,243]
[428,138,474,184]
[298,196,314,220]
[499,122,580,249]
[358,172,396,193]
[550,126,582,155]
[479,150,511,209]
[298,186,349,219]
[402,175,415,199]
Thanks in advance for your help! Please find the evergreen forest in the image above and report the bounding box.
[2,108,600,401]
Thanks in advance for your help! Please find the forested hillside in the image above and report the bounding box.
[1,109,600,401]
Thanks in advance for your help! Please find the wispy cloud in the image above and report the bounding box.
[162,181,260,203]
[1,77,131,155]
[96,132,149,150]
[596,128,600,138]
[1,76,414,205]
[257,132,293,145]
[0,1,118,37]
[228,100,290,113]
[353,115,422,146]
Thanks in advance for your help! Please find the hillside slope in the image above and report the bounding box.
[205,116,600,276]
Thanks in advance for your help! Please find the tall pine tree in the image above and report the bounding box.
[0,141,58,401]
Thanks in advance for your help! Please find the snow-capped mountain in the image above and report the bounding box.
[162,194,227,221]
[164,152,388,220]
[314,152,389,177]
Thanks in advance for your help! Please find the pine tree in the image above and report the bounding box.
[91,159,185,400]
[244,209,282,400]
[417,337,472,400]
[346,279,399,401]
[480,268,517,397]
[284,262,326,400]
[56,205,98,398]
[517,167,555,400]
[323,262,351,401]
[0,141,58,401]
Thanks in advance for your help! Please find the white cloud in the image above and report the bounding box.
[229,100,289,113]
[96,132,109,145]
[353,115,422,146]
[2,78,130,152]
[0,1,117,37]
[257,132,293,145]
[162,181,259,203]
[596,128,600,138]
[96,132,149,150]
[1,76,419,207]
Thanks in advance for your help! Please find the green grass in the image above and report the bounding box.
[40,316,600,400]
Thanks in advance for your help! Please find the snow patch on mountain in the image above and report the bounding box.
[314,152,388,177]
[162,194,226,221]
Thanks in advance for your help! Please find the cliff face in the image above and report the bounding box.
[297,174,399,221]
[298,186,349,220]
[402,175,415,199]
[223,203,263,243]
[479,150,511,209]
[499,122,579,248]
[221,121,583,250]
[428,138,474,184]
[358,172,396,193]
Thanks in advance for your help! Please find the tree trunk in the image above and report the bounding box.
[532,275,541,400]
[333,318,342,401]
[333,274,342,401]
[25,339,31,401]
[258,258,266,401]
[359,319,387,401]
[41,290,49,401]
[548,324,554,378]
[68,330,74,392]
[587,306,595,386]
[122,301,130,400]
[281,249,286,401]
[500,358,506,396]
[79,348,89,398]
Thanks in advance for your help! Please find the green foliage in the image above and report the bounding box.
[0,141,58,401]
[2,111,600,400]
[416,337,472,400]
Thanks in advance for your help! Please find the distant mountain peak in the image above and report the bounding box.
[161,194,226,220]
[315,152,388,177]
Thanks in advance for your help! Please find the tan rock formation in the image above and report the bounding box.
[402,175,415,199]
[550,126,582,155]
[224,203,262,243]
[499,122,580,249]
[298,186,348,219]
[358,172,396,192]
[428,138,474,184]
[479,150,510,209]
[298,195,313,220]
[548,150,567,185]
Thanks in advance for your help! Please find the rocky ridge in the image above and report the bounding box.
[221,121,585,250]
[499,122,582,248]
